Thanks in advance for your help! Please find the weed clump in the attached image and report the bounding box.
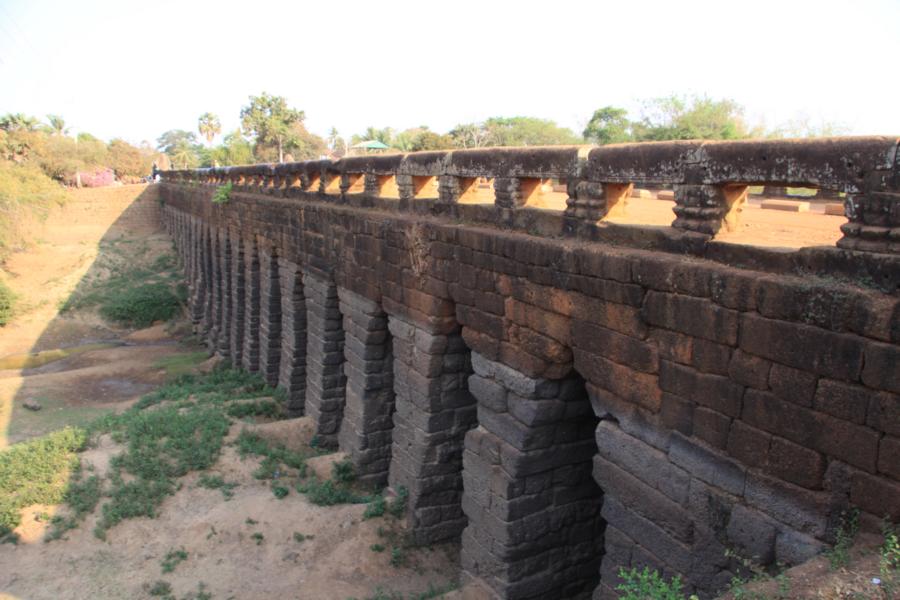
[161,547,188,573]
[197,474,237,500]
[296,479,371,506]
[212,182,232,204]
[0,279,15,326]
[0,426,86,539]
[616,567,691,600]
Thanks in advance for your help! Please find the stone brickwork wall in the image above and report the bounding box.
[161,137,899,600]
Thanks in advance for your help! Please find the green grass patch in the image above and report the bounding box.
[46,469,102,541]
[7,367,293,540]
[153,351,210,378]
[296,478,372,506]
[0,426,86,539]
[226,399,280,420]
[197,473,237,500]
[616,566,688,600]
[161,547,188,573]
[60,245,186,328]
[93,404,231,538]
[235,429,307,476]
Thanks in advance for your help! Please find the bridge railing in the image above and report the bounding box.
[161,136,900,254]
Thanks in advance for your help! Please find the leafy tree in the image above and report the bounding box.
[483,117,580,146]
[46,115,69,136]
[198,112,221,145]
[583,106,632,144]
[108,139,153,180]
[240,93,305,163]
[449,123,492,148]
[410,131,455,151]
[204,130,255,166]
[252,122,325,163]
[156,130,200,169]
[0,113,39,132]
[631,95,752,141]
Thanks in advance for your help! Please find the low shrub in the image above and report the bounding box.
[98,281,183,327]
[0,279,14,326]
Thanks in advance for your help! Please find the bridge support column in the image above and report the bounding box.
[189,218,206,331]
[201,224,214,338]
[303,271,346,447]
[208,227,224,350]
[278,258,307,415]
[337,288,395,487]
[241,238,261,372]
[258,246,282,387]
[387,314,476,545]
[228,231,246,367]
[216,229,232,357]
[460,353,603,600]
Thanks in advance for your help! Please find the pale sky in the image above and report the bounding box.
[1,0,898,146]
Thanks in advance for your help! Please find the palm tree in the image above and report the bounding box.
[198,113,221,145]
[46,114,68,136]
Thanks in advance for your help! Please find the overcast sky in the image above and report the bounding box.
[1,0,898,145]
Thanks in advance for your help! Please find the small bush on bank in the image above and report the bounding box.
[97,281,184,327]
[0,279,14,326]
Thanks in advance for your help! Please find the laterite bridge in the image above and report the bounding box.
[159,137,900,599]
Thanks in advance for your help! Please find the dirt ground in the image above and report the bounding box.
[607,195,846,249]
[0,418,459,600]
[0,186,459,600]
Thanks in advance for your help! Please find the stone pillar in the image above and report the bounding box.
[460,353,603,600]
[201,224,214,337]
[216,229,232,357]
[838,191,900,254]
[303,271,347,447]
[387,314,476,545]
[188,219,205,329]
[336,288,395,487]
[241,237,261,373]
[258,246,282,387]
[208,227,223,350]
[278,258,307,415]
[229,231,246,367]
[672,184,748,236]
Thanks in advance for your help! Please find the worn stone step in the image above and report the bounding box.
[761,199,810,212]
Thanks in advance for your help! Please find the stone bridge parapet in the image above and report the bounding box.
[160,137,899,600]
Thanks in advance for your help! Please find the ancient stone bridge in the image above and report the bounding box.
[159,137,900,599]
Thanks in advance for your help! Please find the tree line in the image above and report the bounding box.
[162,92,844,168]
[1,92,847,184]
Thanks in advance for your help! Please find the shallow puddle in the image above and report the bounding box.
[0,342,121,370]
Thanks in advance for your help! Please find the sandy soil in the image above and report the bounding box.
[0,187,460,600]
[607,195,846,249]
[0,417,459,600]
[0,185,186,447]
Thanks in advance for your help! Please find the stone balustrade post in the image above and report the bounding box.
[672,184,748,236]
[838,191,900,254]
